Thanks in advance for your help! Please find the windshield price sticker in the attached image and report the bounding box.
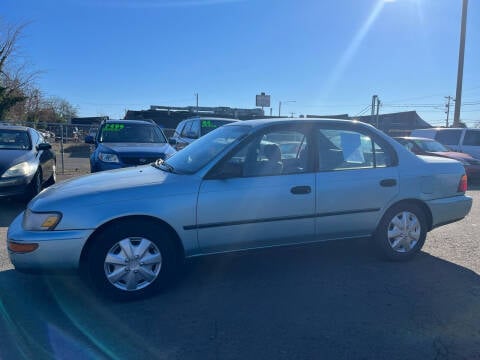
[104,124,125,131]
[201,120,217,129]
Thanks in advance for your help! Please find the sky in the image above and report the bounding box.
[2,0,480,127]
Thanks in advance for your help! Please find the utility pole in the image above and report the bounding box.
[371,95,378,116]
[453,0,469,127]
[195,93,199,114]
[445,96,453,127]
[375,96,381,129]
[278,100,295,117]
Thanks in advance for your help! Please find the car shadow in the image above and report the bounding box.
[0,239,479,359]
[468,181,480,191]
[0,199,25,227]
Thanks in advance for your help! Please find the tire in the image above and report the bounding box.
[45,162,56,187]
[373,203,427,261]
[83,220,179,300]
[22,170,42,202]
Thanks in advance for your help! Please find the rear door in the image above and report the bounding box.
[314,125,399,240]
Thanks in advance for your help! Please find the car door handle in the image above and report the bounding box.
[291,186,311,194]
[380,179,397,187]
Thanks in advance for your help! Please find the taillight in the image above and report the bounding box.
[458,174,468,192]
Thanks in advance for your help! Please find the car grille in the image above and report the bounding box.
[121,154,165,165]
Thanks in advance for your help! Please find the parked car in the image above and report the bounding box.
[410,127,480,159]
[7,119,472,300]
[169,117,239,151]
[85,119,176,172]
[395,136,480,181]
[0,125,56,201]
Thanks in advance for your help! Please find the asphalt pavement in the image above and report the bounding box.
[0,182,479,359]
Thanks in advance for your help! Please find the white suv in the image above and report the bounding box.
[410,128,480,159]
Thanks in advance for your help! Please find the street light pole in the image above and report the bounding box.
[453,0,468,127]
[278,100,296,117]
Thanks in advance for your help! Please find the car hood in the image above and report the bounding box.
[0,149,33,173]
[98,142,174,154]
[29,165,190,211]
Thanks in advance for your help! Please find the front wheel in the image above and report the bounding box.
[45,162,56,187]
[83,220,179,300]
[373,203,427,261]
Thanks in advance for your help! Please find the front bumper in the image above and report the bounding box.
[0,175,32,197]
[427,195,472,229]
[7,213,94,271]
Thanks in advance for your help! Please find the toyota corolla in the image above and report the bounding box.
[7,119,472,300]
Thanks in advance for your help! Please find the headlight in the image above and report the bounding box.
[1,161,37,178]
[98,152,120,163]
[22,209,62,231]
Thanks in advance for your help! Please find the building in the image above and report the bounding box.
[125,105,265,129]
[307,111,432,136]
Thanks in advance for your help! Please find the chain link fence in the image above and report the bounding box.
[3,121,176,175]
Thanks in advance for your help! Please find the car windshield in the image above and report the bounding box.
[98,123,166,143]
[0,129,31,150]
[161,124,250,174]
[414,139,449,152]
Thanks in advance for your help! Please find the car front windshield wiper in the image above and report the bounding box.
[153,158,175,173]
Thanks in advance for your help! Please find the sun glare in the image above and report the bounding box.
[320,0,386,98]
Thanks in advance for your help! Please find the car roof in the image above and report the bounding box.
[0,124,30,131]
[104,119,156,125]
[223,117,377,129]
[181,117,240,123]
[395,136,437,141]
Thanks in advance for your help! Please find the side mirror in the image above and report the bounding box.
[37,143,52,151]
[85,135,95,144]
[169,138,177,146]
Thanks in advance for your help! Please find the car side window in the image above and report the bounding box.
[216,128,309,178]
[463,130,480,146]
[174,122,186,137]
[181,121,192,137]
[189,120,200,139]
[30,130,39,146]
[435,130,462,146]
[317,128,390,171]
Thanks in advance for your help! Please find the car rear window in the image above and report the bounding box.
[434,130,462,146]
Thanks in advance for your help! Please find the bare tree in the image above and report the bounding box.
[0,20,39,119]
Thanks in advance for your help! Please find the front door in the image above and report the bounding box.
[197,125,316,254]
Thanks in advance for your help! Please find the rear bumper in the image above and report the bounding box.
[427,195,472,229]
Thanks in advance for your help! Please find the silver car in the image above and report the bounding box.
[7,119,473,300]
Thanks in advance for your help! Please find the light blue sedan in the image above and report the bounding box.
[7,119,472,299]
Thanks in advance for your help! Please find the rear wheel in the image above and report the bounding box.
[374,203,427,261]
[83,220,179,300]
